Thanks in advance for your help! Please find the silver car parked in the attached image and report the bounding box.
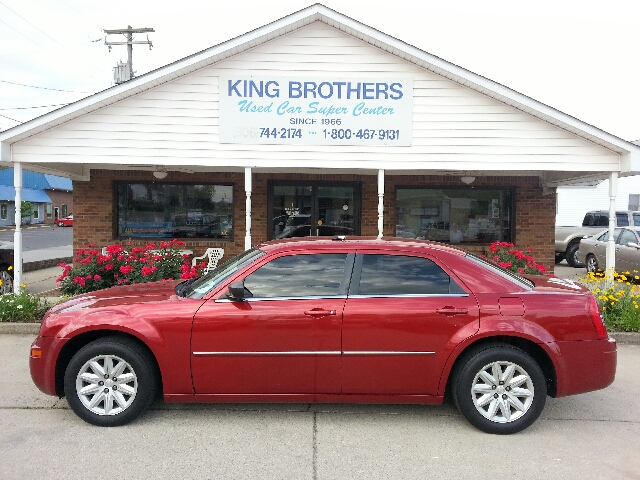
[577,227,640,274]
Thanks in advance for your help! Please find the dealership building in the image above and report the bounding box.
[1,4,639,287]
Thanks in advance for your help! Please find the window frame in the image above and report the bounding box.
[348,252,469,298]
[238,252,355,301]
[394,185,515,246]
[114,181,234,241]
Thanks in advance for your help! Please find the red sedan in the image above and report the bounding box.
[57,215,73,227]
[30,237,616,434]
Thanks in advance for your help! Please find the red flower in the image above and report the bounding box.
[119,265,135,274]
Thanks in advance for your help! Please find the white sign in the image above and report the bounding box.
[219,76,413,146]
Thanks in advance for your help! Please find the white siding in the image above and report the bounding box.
[556,176,640,225]
[13,22,619,172]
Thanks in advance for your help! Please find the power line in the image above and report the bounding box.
[0,113,20,122]
[0,103,70,110]
[0,79,91,93]
[0,1,111,83]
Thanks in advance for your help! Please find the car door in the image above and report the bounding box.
[615,229,640,274]
[341,252,479,395]
[191,252,352,394]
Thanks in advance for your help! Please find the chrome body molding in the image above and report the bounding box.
[193,351,435,356]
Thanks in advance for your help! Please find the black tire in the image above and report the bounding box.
[451,345,547,434]
[64,336,157,426]
[565,243,585,268]
[0,268,13,295]
[586,254,600,274]
[58,221,65,227]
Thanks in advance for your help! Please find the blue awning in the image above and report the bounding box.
[0,186,52,203]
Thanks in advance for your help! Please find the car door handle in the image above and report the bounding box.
[304,308,336,317]
[436,307,469,316]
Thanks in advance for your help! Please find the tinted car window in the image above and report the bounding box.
[618,230,638,246]
[244,254,347,298]
[633,214,640,227]
[616,213,630,227]
[356,254,465,295]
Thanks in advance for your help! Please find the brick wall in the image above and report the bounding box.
[74,170,555,269]
[45,190,73,224]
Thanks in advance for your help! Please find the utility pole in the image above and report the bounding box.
[104,26,154,83]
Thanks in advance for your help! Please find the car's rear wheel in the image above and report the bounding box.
[64,337,157,426]
[57,221,65,227]
[586,254,600,274]
[565,243,585,268]
[452,345,547,434]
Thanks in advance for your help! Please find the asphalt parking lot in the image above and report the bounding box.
[1,334,639,480]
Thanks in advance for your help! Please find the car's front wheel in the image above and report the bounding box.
[452,345,547,434]
[64,336,157,426]
[586,254,600,274]
[57,221,65,227]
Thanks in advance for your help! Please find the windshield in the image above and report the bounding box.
[465,252,534,289]
[182,247,265,299]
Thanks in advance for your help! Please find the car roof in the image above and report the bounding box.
[256,236,467,256]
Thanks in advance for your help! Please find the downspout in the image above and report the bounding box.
[245,167,252,250]
[13,162,23,293]
[377,169,384,239]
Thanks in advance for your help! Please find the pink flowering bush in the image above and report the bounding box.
[57,239,206,296]
[485,241,547,276]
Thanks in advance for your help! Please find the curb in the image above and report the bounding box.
[23,257,72,272]
[0,322,639,344]
[0,323,40,335]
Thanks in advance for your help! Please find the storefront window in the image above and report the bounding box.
[61,205,68,217]
[46,204,52,218]
[395,188,513,245]
[116,183,233,239]
[0,204,7,220]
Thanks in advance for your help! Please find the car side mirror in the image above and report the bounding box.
[227,281,246,301]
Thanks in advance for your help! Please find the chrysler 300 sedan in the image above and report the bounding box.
[30,237,617,434]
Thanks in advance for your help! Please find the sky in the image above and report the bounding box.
[1,0,639,141]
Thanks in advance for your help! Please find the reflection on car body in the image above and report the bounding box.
[30,237,616,434]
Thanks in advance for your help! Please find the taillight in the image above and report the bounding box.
[588,294,608,339]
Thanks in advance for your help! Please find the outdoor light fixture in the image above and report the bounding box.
[460,176,476,185]
[152,170,168,179]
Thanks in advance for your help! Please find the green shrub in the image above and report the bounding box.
[0,291,51,323]
[57,239,205,296]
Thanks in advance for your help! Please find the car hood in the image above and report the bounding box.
[49,280,183,314]
[521,274,590,294]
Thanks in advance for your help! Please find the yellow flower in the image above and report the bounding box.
[7,266,12,271]
[20,283,26,288]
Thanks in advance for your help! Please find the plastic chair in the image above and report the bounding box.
[191,247,224,274]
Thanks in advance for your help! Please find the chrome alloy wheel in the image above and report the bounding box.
[76,354,138,416]
[471,361,534,423]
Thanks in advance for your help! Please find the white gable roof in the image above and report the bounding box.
[2,3,639,178]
